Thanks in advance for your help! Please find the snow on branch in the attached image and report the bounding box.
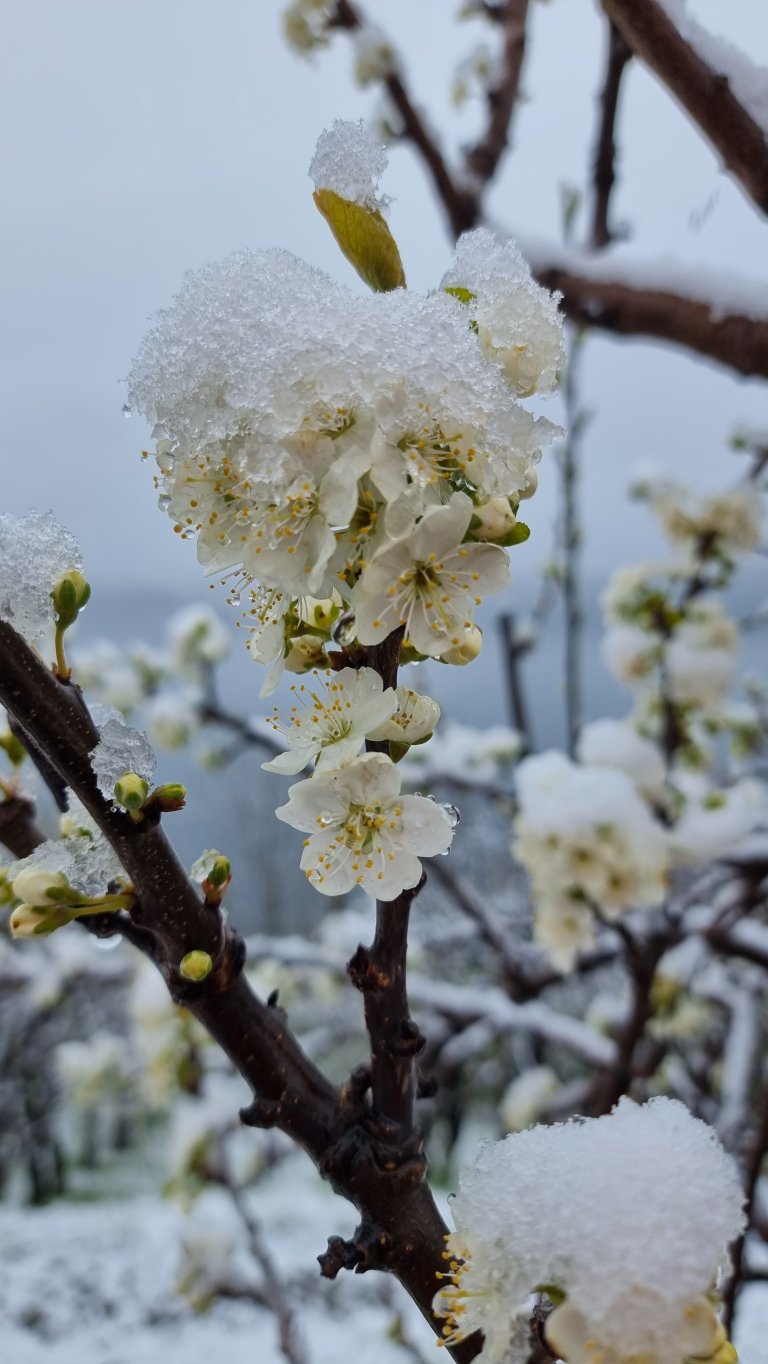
[603,0,768,214]
[525,239,768,378]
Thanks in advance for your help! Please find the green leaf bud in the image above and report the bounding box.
[113,772,150,811]
[179,950,214,982]
[313,189,406,293]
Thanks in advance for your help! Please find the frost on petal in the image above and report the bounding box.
[0,511,83,643]
[442,227,565,396]
[309,118,389,209]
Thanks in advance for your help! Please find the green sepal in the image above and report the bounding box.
[313,189,406,293]
[501,521,530,548]
[444,285,476,305]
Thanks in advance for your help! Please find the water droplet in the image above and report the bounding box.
[317,811,335,828]
[92,933,123,952]
[158,493,172,512]
[332,611,357,646]
[440,802,461,829]
[438,846,452,857]
[122,404,132,419]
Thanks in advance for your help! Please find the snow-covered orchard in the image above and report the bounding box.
[2,4,768,1363]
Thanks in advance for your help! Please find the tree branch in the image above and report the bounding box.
[0,619,479,1360]
[531,258,768,378]
[601,0,768,215]
[589,21,632,249]
[331,0,478,236]
[464,0,531,187]
[0,795,46,859]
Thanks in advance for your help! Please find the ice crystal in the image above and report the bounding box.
[309,118,389,208]
[90,708,157,800]
[0,511,83,643]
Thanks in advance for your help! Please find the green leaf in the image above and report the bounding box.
[313,189,406,293]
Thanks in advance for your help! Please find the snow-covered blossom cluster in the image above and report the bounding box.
[126,123,563,901]
[513,751,669,969]
[513,473,766,968]
[434,1097,743,1364]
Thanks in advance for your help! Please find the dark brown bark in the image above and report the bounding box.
[534,263,768,378]
[589,22,632,249]
[602,0,768,215]
[464,0,531,186]
[0,618,478,1360]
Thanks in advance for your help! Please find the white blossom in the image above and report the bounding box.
[275,751,453,899]
[514,752,668,967]
[353,493,510,658]
[262,666,397,776]
[168,605,230,676]
[441,227,566,396]
[366,686,440,745]
[577,718,666,803]
[651,480,762,555]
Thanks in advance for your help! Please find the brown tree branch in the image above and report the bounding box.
[601,0,768,215]
[0,619,479,1360]
[532,261,768,378]
[722,1064,768,1331]
[0,795,45,859]
[589,21,632,249]
[464,0,531,187]
[331,0,478,236]
[326,0,768,379]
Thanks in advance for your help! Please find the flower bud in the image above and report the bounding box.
[312,190,406,294]
[299,596,340,634]
[179,950,213,982]
[12,867,73,907]
[10,902,73,938]
[113,772,150,811]
[517,467,538,501]
[190,849,231,887]
[149,782,187,812]
[471,497,517,543]
[284,634,330,674]
[51,570,91,627]
[442,625,483,666]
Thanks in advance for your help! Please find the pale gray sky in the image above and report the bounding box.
[2,0,766,604]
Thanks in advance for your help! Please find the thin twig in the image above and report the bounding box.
[464,0,531,187]
[589,21,632,250]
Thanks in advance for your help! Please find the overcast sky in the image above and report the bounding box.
[2,0,767,609]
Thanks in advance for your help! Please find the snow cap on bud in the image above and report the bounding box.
[51,570,91,628]
[12,867,74,907]
[113,772,150,811]
[179,950,214,982]
[442,624,483,666]
[310,120,405,292]
[10,902,73,938]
